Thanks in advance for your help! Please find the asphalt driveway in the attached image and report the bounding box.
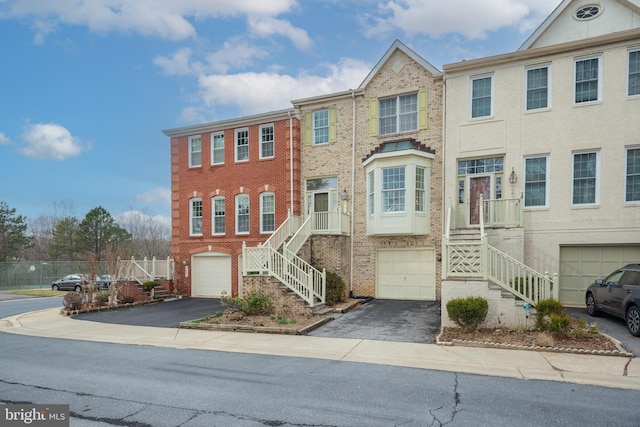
[73,297,441,343]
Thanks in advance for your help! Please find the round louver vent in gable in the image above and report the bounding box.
[574,4,602,20]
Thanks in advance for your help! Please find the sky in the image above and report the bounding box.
[0,0,562,229]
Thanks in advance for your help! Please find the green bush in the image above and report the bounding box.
[446,296,489,332]
[222,291,274,316]
[142,281,158,292]
[325,270,346,306]
[534,298,564,330]
[547,313,572,337]
[63,292,86,311]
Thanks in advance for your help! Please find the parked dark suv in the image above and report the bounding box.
[586,264,640,337]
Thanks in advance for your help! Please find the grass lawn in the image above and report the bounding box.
[1,289,66,297]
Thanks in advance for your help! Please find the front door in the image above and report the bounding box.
[468,175,491,226]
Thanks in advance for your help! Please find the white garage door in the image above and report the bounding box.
[191,253,231,297]
[559,246,640,306]
[376,249,436,300]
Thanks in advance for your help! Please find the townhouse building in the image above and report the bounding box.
[442,0,640,319]
[162,110,301,297]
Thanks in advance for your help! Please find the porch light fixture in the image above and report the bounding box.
[182,259,188,266]
[509,168,518,185]
[341,189,348,201]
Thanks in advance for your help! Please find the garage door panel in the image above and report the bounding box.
[376,249,436,301]
[192,253,231,297]
[559,246,640,306]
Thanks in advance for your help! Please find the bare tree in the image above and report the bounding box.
[118,208,170,258]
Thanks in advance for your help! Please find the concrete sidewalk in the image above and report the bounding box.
[2,307,640,391]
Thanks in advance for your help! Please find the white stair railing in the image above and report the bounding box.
[443,195,556,305]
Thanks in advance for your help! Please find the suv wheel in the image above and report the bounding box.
[586,293,600,316]
[52,284,59,291]
[626,305,640,337]
[74,285,82,292]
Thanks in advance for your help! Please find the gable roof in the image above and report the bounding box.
[519,0,640,50]
[358,39,442,89]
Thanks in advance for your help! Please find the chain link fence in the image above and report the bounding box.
[0,261,109,290]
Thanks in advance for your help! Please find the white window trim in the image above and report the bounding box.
[524,64,552,112]
[259,124,275,159]
[188,135,202,168]
[235,194,250,235]
[470,74,494,119]
[234,128,249,163]
[212,196,225,235]
[628,47,640,98]
[379,92,419,135]
[312,110,329,145]
[625,146,640,204]
[381,166,407,214]
[260,192,275,234]
[573,54,602,105]
[189,198,203,236]
[571,150,600,207]
[368,171,375,216]
[523,155,550,209]
[211,132,224,165]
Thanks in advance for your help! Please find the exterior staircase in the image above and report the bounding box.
[243,211,349,307]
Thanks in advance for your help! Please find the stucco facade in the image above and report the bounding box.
[443,0,640,305]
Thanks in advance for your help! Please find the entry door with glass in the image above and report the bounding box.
[468,175,492,226]
[306,177,338,231]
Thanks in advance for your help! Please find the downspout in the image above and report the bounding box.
[441,74,447,280]
[349,90,356,296]
[288,110,294,214]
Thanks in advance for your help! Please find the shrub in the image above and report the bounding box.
[534,298,564,330]
[63,292,86,311]
[547,312,572,337]
[222,291,274,316]
[94,293,108,307]
[446,296,489,332]
[119,295,135,304]
[142,281,158,292]
[325,270,346,306]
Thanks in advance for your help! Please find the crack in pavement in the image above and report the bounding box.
[427,373,463,426]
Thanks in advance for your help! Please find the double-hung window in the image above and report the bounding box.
[212,196,225,235]
[415,167,425,212]
[260,192,275,233]
[524,156,549,208]
[260,124,274,158]
[629,48,640,97]
[626,148,640,203]
[235,128,249,162]
[368,171,375,216]
[211,132,224,165]
[313,110,329,145]
[188,135,201,167]
[382,167,405,212]
[526,65,550,110]
[575,56,601,103]
[572,151,599,205]
[236,194,249,234]
[471,75,493,118]
[379,93,418,135]
[190,198,202,236]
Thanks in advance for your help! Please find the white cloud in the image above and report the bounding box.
[361,0,560,39]
[153,47,199,75]
[19,123,90,160]
[0,132,9,145]
[135,187,171,205]
[248,15,312,50]
[196,57,371,115]
[5,0,299,42]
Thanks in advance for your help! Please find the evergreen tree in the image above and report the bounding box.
[0,201,33,262]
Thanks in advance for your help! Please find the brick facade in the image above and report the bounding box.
[164,111,301,297]
[297,43,444,300]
